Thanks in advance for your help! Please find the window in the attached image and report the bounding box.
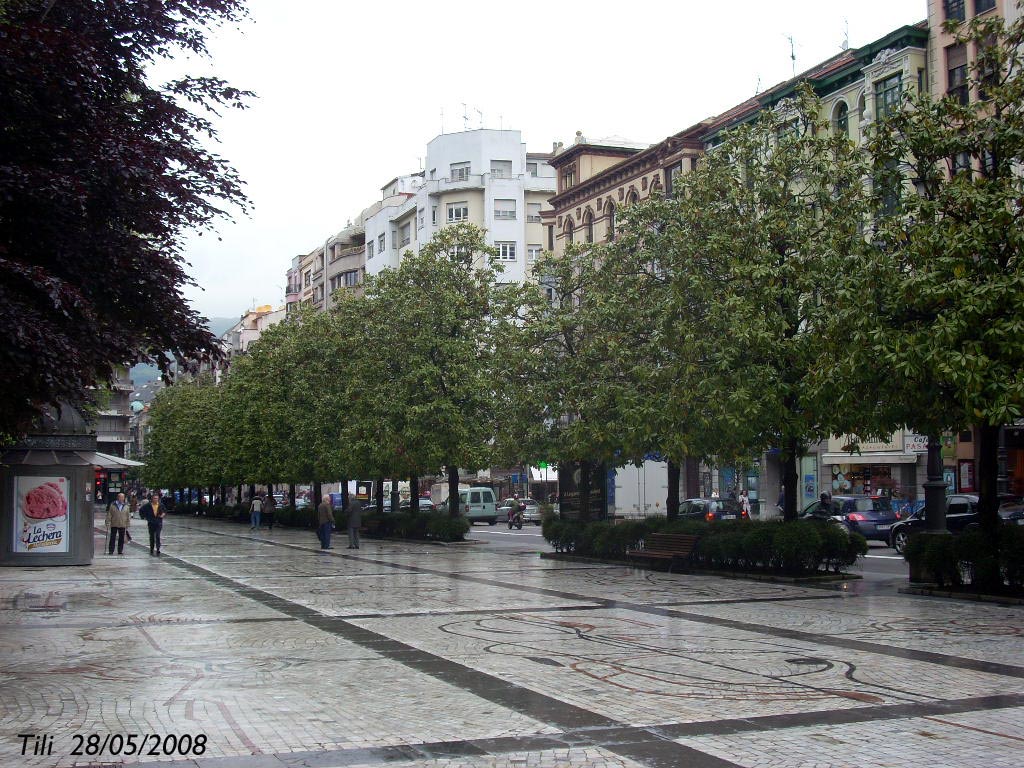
[583,210,594,244]
[431,205,438,225]
[329,274,343,292]
[400,223,411,247]
[303,270,311,288]
[951,151,972,176]
[367,241,374,259]
[450,161,470,181]
[945,0,965,21]
[343,270,359,287]
[526,162,538,177]
[527,202,542,223]
[605,202,616,240]
[494,199,516,220]
[546,225,554,251]
[490,160,512,178]
[876,158,901,216]
[418,209,424,229]
[447,202,468,222]
[946,44,969,105]
[667,163,683,196]
[527,244,541,264]
[874,73,901,120]
[378,234,385,253]
[564,220,574,245]
[974,0,994,14]
[496,242,516,261]
[834,101,849,138]
[561,166,576,191]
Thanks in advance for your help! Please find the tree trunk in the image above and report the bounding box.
[247,483,255,503]
[236,484,242,506]
[447,465,459,518]
[341,478,349,511]
[313,481,322,510]
[579,460,592,523]
[288,483,296,508]
[266,483,273,498]
[783,436,800,522]
[409,476,420,513]
[976,423,1002,535]
[666,459,680,520]
[375,477,385,515]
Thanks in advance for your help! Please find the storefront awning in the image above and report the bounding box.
[821,452,918,465]
[1,450,144,468]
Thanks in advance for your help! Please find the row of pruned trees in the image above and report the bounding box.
[147,14,1024,540]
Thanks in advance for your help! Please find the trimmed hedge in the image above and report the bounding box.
[903,526,1024,592]
[541,514,867,576]
[362,511,470,542]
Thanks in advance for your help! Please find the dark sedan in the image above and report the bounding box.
[801,495,897,542]
[888,494,1024,553]
[679,498,747,522]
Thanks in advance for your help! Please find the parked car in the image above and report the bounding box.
[400,499,435,513]
[499,498,542,525]
[800,495,898,542]
[888,494,1024,553]
[679,498,746,522]
[294,496,312,510]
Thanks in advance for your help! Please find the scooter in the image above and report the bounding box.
[507,505,523,530]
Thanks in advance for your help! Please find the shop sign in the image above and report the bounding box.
[958,460,975,492]
[904,433,929,453]
[828,432,903,454]
[14,476,70,554]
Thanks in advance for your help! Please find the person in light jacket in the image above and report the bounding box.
[317,495,334,550]
[346,497,362,549]
[105,492,131,555]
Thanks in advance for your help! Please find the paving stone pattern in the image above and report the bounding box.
[0,513,1020,767]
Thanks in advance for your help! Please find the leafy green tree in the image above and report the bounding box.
[838,10,1024,534]
[143,376,223,492]
[340,224,505,514]
[606,87,871,520]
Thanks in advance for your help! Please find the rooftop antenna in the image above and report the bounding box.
[786,34,797,77]
[841,18,849,51]
[461,103,470,130]
[755,75,762,94]
[475,108,483,129]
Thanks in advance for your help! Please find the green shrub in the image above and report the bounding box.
[743,525,776,570]
[773,522,822,574]
[819,524,854,573]
[426,514,469,542]
[1000,526,1024,589]
[924,534,961,587]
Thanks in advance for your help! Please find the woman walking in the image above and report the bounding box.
[139,492,166,556]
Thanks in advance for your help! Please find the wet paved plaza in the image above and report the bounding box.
[0,513,1022,767]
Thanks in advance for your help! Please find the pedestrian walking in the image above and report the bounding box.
[346,496,362,549]
[317,495,334,550]
[249,494,264,530]
[105,492,131,555]
[264,491,276,531]
[739,489,752,518]
[139,493,165,556]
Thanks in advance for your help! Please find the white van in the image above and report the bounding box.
[453,487,497,524]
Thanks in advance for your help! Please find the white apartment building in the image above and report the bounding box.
[363,129,556,284]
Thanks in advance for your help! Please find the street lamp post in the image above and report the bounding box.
[923,434,948,534]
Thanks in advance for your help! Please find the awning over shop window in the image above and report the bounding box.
[820,452,918,465]
[1,450,144,468]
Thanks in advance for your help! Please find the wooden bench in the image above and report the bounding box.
[625,533,699,572]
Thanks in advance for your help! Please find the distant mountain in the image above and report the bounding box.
[129,316,238,387]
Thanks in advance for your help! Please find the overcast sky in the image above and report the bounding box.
[174,0,928,321]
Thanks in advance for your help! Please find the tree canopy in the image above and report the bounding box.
[0,0,252,437]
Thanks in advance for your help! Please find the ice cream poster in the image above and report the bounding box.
[14,476,69,553]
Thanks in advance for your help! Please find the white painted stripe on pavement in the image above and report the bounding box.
[865,554,904,559]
